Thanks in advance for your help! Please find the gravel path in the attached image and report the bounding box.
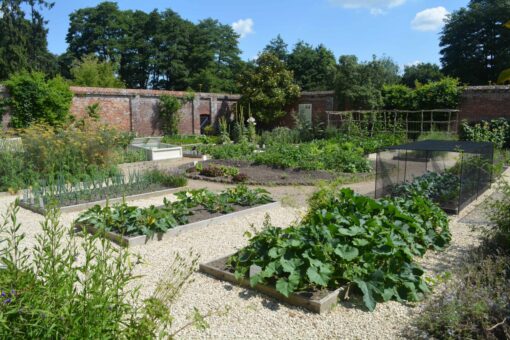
[0,172,505,339]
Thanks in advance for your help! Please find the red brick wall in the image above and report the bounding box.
[279,91,336,127]
[0,85,241,136]
[459,86,510,122]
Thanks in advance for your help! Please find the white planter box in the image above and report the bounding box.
[130,142,183,161]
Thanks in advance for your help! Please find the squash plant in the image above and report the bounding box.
[228,189,450,311]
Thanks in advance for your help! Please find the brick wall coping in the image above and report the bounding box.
[70,86,242,99]
[463,85,510,92]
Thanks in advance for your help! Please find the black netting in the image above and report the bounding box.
[375,140,494,214]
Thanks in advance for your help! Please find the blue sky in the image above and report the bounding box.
[43,0,469,69]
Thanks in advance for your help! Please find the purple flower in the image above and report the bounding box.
[0,292,5,297]
[3,298,11,304]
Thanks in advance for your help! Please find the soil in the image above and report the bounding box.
[185,159,372,186]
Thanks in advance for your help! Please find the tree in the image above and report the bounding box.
[440,0,510,85]
[402,63,443,87]
[188,18,242,93]
[287,42,337,91]
[66,2,128,64]
[263,35,289,63]
[0,0,56,80]
[70,55,125,88]
[335,55,400,110]
[238,53,300,125]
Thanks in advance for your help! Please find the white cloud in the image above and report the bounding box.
[232,18,254,38]
[411,7,449,32]
[329,0,406,14]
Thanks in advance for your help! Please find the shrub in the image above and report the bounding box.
[414,77,460,110]
[3,71,73,128]
[159,95,182,136]
[142,169,188,188]
[0,202,206,338]
[460,118,509,149]
[260,127,301,146]
[229,188,450,311]
[413,252,510,339]
[382,84,415,110]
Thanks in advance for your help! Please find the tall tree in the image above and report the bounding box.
[287,41,336,91]
[71,54,125,88]
[440,0,510,85]
[66,2,127,63]
[238,53,300,125]
[335,55,400,110]
[262,35,289,63]
[402,63,443,87]
[188,18,242,93]
[0,0,56,79]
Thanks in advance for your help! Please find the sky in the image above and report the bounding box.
[43,0,470,70]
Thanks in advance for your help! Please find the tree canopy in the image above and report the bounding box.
[0,0,57,80]
[440,0,510,85]
[70,55,125,88]
[402,63,443,88]
[238,53,300,125]
[65,3,241,92]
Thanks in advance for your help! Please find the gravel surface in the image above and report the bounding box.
[0,171,506,339]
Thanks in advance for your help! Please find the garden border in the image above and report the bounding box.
[199,255,342,314]
[77,201,280,247]
[19,187,185,215]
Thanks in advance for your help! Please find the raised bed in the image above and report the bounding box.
[78,201,280,247]
[185,160,373,186]
[19,187,184,215]
[200,256,342,314]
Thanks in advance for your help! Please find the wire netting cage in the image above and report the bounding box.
[375,140,494,214]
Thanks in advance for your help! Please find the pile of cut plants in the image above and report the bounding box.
[75,185,273,238]
[227,187,451,311]
[20,169,187,213]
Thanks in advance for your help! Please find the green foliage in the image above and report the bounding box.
[66,3,241,92]
[218,117,232,144]
[487,181,510,246]
[197,143,256,161]
[260,127,301,146]
[335,55,400,110]
[0,0,57,80]
[0,201,205,338]
[76,185,272,237]
[440,0,510,85]
[414,252,510,339]
[287,42,337,91]
[229,188,450,311]
[159,95,182,136]
[70,54,125,88]
[392,172,460,206]
[414,77,461,110]
[252,140,372,173]
[461,118,510,149]
[238,53,300,125]
[199,165,239,178]
[417,130,458,141]
[382,78,460,110]
[4,71,73,128]
[382,84,415,110]
[402,63,443,88]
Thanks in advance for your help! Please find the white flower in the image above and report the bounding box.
[185,192,193,199]
[247,117,256,124]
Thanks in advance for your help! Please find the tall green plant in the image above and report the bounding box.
[0,201,208,338]
[159,95,182,136]
[4,71,73,128]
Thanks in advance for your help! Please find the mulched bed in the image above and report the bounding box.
[185,159,373,186]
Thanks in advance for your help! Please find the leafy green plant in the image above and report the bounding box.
[76,186,273,237]
[228,188,450,311]
[218,117,231,144]
[461,118,509,149]
[159,95,182,136]
[3,71,73,128]
[0,201,207,338]
[392,171,460,206]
